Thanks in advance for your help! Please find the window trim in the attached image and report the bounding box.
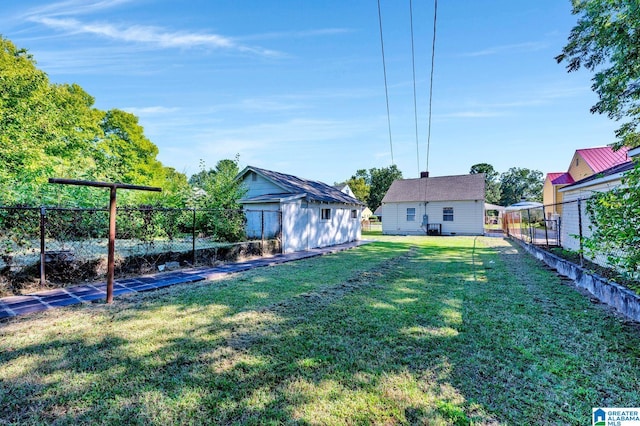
[321,208,331,220]
[406,207,416,222]
[351,209,358,219]
[443,207,454,222]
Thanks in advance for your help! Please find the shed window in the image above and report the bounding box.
[443,207,454,222]
[321,208,331,220]
[251,172,257,181]
[406,207,416,222]
[351,209,358,219]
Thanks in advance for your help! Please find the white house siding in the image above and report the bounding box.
[280,201,361,253]
[381,200,483,235]
[243,203,281,239]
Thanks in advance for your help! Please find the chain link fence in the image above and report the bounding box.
[0,206,281,296]
[503,197,627,275]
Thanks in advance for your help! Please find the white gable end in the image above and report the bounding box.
[242,172,287,198]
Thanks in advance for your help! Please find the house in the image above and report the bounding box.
[543,146,630,220]
[558,146,639,257]
[237,166,364,253]
[380,173,485,236]
[334,183,355,198]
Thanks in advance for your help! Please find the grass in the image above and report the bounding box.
[1,236,639,425]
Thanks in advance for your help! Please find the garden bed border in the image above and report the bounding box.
[510,237,640,322]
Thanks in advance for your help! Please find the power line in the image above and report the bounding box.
[409,0,420,174]
[425,0,438,174]
[377,0,394,165]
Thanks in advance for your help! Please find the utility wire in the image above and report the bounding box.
[377,0,394,165]
[409,0,420,174]
[425,0,438,174]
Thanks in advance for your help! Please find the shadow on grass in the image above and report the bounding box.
[2,237,639,424]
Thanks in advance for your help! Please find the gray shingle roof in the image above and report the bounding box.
[381,174,485,203]
[239,166,364,205]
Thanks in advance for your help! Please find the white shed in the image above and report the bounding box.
[237,166,364,253]
[380,173,485,236]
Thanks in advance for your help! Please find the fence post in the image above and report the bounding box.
[192,208,196,266]
[39,206,46,286]
[527,209,533,243]
[577,199,584,266]
[544,211,549,247]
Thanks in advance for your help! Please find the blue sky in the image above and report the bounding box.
[2,0,618,184]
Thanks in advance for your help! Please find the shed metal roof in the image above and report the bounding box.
[238,166,364,206]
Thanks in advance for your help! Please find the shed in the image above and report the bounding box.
[237,166,364,253]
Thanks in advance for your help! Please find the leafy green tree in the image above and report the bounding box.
[470,163,501,204]
[355,165,403,213]
[189,157,247,241]
[335,177,370,204]
[499,167,543,206]
[0,36,189,208]
[558,1,640,275]
[584,162,640,276]
[346,176,370,204]
[556,0,640,150]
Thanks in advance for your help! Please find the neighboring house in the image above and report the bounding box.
[361,207,373,222]
[237,166,364,253]
[334,183,355,198]
[380,173,485,236]
[558,146,639,258]
[334,184,372,221]
[374,206,383,222]
[543,146,630,219]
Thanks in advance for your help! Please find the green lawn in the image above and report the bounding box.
[1,236,639,425]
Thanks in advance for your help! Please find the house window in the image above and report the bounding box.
[443,207,454,221]
[406,207,416,222]
[251,172,257,181]
[321,208,331,220]
[575,158,579,167]
[351,209,358,219]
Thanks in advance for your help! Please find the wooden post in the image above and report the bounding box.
[106,186,117,303]
[39,206,46,286]
[191,208,197,266]
[48,179,161,303]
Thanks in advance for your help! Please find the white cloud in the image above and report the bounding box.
[30,16,280,56]
[122,106,179,115]
[461,41,548,57]
[22,0,133,19]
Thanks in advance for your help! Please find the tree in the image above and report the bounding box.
[0,36,189,208]
[335,177,370,204]
[556,0,640,150]
[558,1,640,276]
[189,157,247,241]
[359,165,403,213]
[583,162,640,276]
[470,163,501,204]
[499,167,543,206]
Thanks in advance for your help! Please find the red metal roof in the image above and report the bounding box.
[576,146,630,173]
[549,172,574,185]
